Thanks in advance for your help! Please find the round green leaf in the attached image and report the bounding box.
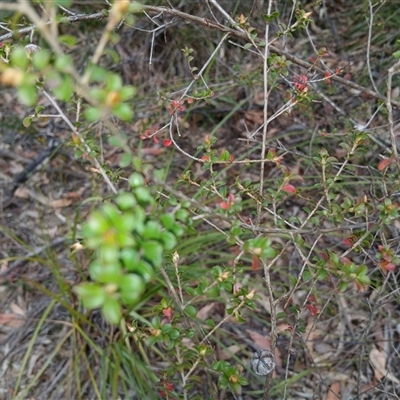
[134,187,154,206]
[102,296,122,324]
[89,260,122,284]
[32,49,51,70]
[128,172,145,188]
[11,46,29,69]
[112,103,133,121]
[143,241,163,267]
[17,86,37,106]
[74,283,105,309]
[119,274,145,305]
[134,260,154,283]
[85,211,110,235]
[143,221,162,240]
[120,248,140,271]
[160,213,175,230]
[116,192,137,211]
[160,231,177,250]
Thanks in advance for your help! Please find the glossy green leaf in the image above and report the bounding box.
[120,248,140,271]
[128,172,145,188]
[160,213,175,230]
[119,274,145,304]
[160,231,177,250]
[143,241,163,267]
[184,305,196,318]
[143,221,162,240]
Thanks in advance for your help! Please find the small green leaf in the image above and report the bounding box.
[108,132,128,148]
[74,283,106,309]
[120,248,140,271]
[116,192,137,210]
[185,305,197,318]
[84,106,102,122]
[134,260,154,282]
[17,86,37,106]
[32,49,51,70]
[102,296,122,324]
[106,73,123,91]
[112,103,133,121]
[53,75,73,101]
[84,211,110,236]
[11,46,29,69]
[22,117,32,127]
[55,54,73,73]
[89,260,122,284]
[143,221,162,240]
[160,214,175,230]
[120,85,137,101]
[393,50,400,59]
[119,274,145,304]
[263,11,279,23]
[160,231,177,250]
[119,153,133,168]
[128,172,145,188]
[59,34,77,47]
[143,241,163,267]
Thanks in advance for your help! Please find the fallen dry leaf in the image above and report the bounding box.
[50,198,73,208]
[326,381,341,400]
[246,330,271,350]
[0,313,24,328]
[10,302,26,317]
[369,347,400,384]
[196,302,217,320]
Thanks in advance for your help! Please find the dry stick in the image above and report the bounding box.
[386,59,400,160]
[366,0,380,94]
[260,3,276,399]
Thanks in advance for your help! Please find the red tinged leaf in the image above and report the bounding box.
[251,255,260,270]
[201,155,210,162]
[219,201,230,210]
[324,71,332,84]
[162,306,173,318]
[380,260,396,273]
[378,158,395,171]
[342,237,353,247]
[228,193,235,205]
[282,184,296,194]
[163,139,172,147]
[153,136,159,144]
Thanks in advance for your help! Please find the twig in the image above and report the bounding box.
[386,59,400,160]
